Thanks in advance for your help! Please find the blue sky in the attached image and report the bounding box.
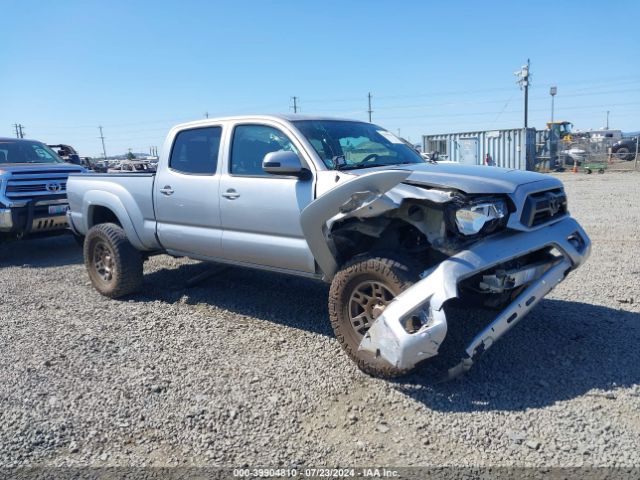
[1,0,639,156]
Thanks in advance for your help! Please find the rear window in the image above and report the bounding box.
[169,127,222,175]
[0,140,63,164]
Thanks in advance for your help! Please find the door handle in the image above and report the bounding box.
[222,189,240,200]
[159,185,174,195]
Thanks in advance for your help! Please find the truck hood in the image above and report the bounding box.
[349,163,560,194]
[0,163,84,175]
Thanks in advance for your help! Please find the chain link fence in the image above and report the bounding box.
[535,133,639,173]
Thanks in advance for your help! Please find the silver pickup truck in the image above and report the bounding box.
[67,115,591,377]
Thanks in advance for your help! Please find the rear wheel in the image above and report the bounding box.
[84,223,143,298]
[328,255,419,378]
[615,146,633,161]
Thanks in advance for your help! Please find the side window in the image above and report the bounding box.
[230,124,298,176]
[169,126,222,175]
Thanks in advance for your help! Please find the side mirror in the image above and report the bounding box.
[263,150,304,176]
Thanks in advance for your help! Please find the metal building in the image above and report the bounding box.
[422,128,537,170]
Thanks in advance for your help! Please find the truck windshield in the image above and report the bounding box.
[293,120,424,170]
[0,140,64,164]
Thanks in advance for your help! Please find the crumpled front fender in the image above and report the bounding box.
[299,170,411,280]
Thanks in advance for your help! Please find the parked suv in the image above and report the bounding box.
[0,138,84,240]
[612,137,638,161]
[67,115,590,377]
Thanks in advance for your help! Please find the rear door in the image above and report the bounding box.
[154,125,224,258]
[218,123,316,273]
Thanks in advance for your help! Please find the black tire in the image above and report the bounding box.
[614,147,633,161]
[585,168,592,174]
[598,168,605,174]
[328,254,419,378]
[84,223,143,298]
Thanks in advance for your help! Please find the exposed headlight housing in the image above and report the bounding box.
[454,200,508,236]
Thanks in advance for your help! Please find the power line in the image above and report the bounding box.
[20,77,640,132]
[295,75,640,107]
[374,101,640,121]
[31,96,640,140]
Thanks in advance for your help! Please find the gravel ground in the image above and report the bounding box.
[1,171,639,468]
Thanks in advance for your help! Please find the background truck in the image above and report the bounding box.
[0,137,84,240]
[67,115,590,378]
[611,136,639,161]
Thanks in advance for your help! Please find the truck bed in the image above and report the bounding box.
[66,172,160,250]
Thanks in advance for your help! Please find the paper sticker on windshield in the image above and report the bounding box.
[377,130,403,144]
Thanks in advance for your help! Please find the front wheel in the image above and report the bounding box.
[328,255,419,378]
[84,223,143,298]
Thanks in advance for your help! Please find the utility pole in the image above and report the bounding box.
[13,124,25,138]
[290,96,299,113]
[98,126,107,160]
[550,86,557,123]
[515,59,531,129]
[367,92,373,123]
[606,110,610,129]
[515,60,531,169]
[204,111,209,119]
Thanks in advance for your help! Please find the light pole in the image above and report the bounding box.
[606,110,610,129]
[550,85,557,123]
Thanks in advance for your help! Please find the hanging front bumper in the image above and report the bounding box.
[358,216,591,372]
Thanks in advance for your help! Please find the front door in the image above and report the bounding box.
[154,125,223,258]
[219,123,315,273]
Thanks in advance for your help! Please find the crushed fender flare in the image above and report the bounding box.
[299,170,411,280]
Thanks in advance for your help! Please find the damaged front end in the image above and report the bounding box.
[358,217,590,374]
[301,169,591,376]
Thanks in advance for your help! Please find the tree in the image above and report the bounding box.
[126,151,136,160]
